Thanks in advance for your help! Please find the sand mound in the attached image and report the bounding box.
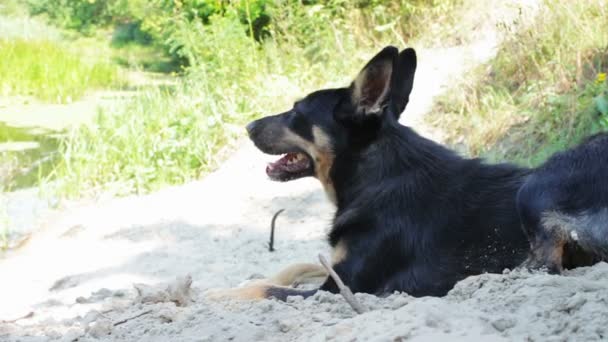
[3,264,607,341]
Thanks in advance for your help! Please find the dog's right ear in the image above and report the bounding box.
[390,48,417,118]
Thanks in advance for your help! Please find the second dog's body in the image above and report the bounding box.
[517,133,608,273]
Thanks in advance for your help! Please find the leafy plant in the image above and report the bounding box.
[595,73,608,129]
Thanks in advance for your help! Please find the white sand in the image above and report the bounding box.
[6,2,603,341]
[3,143,606,341]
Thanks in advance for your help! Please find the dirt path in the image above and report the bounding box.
[5,1,606,341]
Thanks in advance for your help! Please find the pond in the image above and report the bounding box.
[0,121,61,190]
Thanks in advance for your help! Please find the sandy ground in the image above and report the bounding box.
[4,1,606,341]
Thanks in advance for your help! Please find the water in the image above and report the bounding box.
[0,121,60,190]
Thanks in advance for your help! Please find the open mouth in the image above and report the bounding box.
[266,152,314,181]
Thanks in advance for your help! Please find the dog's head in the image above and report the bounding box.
[246,46,416,201]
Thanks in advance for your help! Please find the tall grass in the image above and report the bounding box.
[0,38,120,103]
[51,1,462,197]
[432,0,608,165]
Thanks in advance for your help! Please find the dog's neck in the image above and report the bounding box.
[330,124,463,211]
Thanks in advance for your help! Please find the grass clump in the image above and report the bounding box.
[0,38,120,103]
[433,0,608,165]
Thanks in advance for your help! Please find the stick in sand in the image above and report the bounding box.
[318,254,366,314]
[0,311,34,323]
[268,209,284,252]
[113,310,153,326]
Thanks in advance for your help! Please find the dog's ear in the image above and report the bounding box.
[350,46,399,116]
[390,48,417,118]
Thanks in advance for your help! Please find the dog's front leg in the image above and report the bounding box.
[205,263,327,301]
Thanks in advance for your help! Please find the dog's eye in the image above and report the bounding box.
[289,111,306,126]
[289,111,314,141]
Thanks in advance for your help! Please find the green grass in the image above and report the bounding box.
[432,0,608,166]
[0,38,121,103]
[49,1,463,197]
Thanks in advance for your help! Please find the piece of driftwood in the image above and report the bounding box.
[0,311,34,323]
[318,254,366,314]
[268,209,284,252]
[113,310,153,326]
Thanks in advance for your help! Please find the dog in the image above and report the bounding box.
[209,46,532,301]
[209,46,607,301]
[517,132,608,274]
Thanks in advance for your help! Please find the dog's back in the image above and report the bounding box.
[517,133,608,272]
[327,123,531,297]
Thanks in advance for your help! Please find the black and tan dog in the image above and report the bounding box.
[517,132,608,274]
[207,46,608,301]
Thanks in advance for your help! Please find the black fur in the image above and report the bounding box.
[325,124,531,296]
[247,46,531,298]
[246,46,607,299]
[517,133,608,273]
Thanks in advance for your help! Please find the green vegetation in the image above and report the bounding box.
[433,0,608,166]
[26,0,463,65]
[42,0,462,196]
[4,0,606,199]
[0,38,120,103]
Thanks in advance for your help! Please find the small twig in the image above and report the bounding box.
[318,254,366,314]
[0,311,34,323]
[113,309,153,326]
[268,209,284,252]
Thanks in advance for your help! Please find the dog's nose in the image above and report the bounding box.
[246,121,257,136]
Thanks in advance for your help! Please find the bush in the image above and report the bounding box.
[433,0,608,165]
[27,0,461,67]
[27,0,115,33]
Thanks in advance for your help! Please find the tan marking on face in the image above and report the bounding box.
[312,127,336,204]
[332,239,348,265]
[536,238,565,273]
[282,126,336,204]
[527,211,571,272]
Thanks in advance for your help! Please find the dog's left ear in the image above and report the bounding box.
[390,48,417,119]
[350,46,399,116]
[349,46,417,119]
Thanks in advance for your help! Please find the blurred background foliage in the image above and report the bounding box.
[0,0,605,199]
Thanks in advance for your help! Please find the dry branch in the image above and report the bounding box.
[268,209,284,252]
[318,254,366,314]
[0,311,34,323]
[113,310,153,326]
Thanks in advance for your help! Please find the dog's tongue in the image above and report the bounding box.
[266,152,310,176]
